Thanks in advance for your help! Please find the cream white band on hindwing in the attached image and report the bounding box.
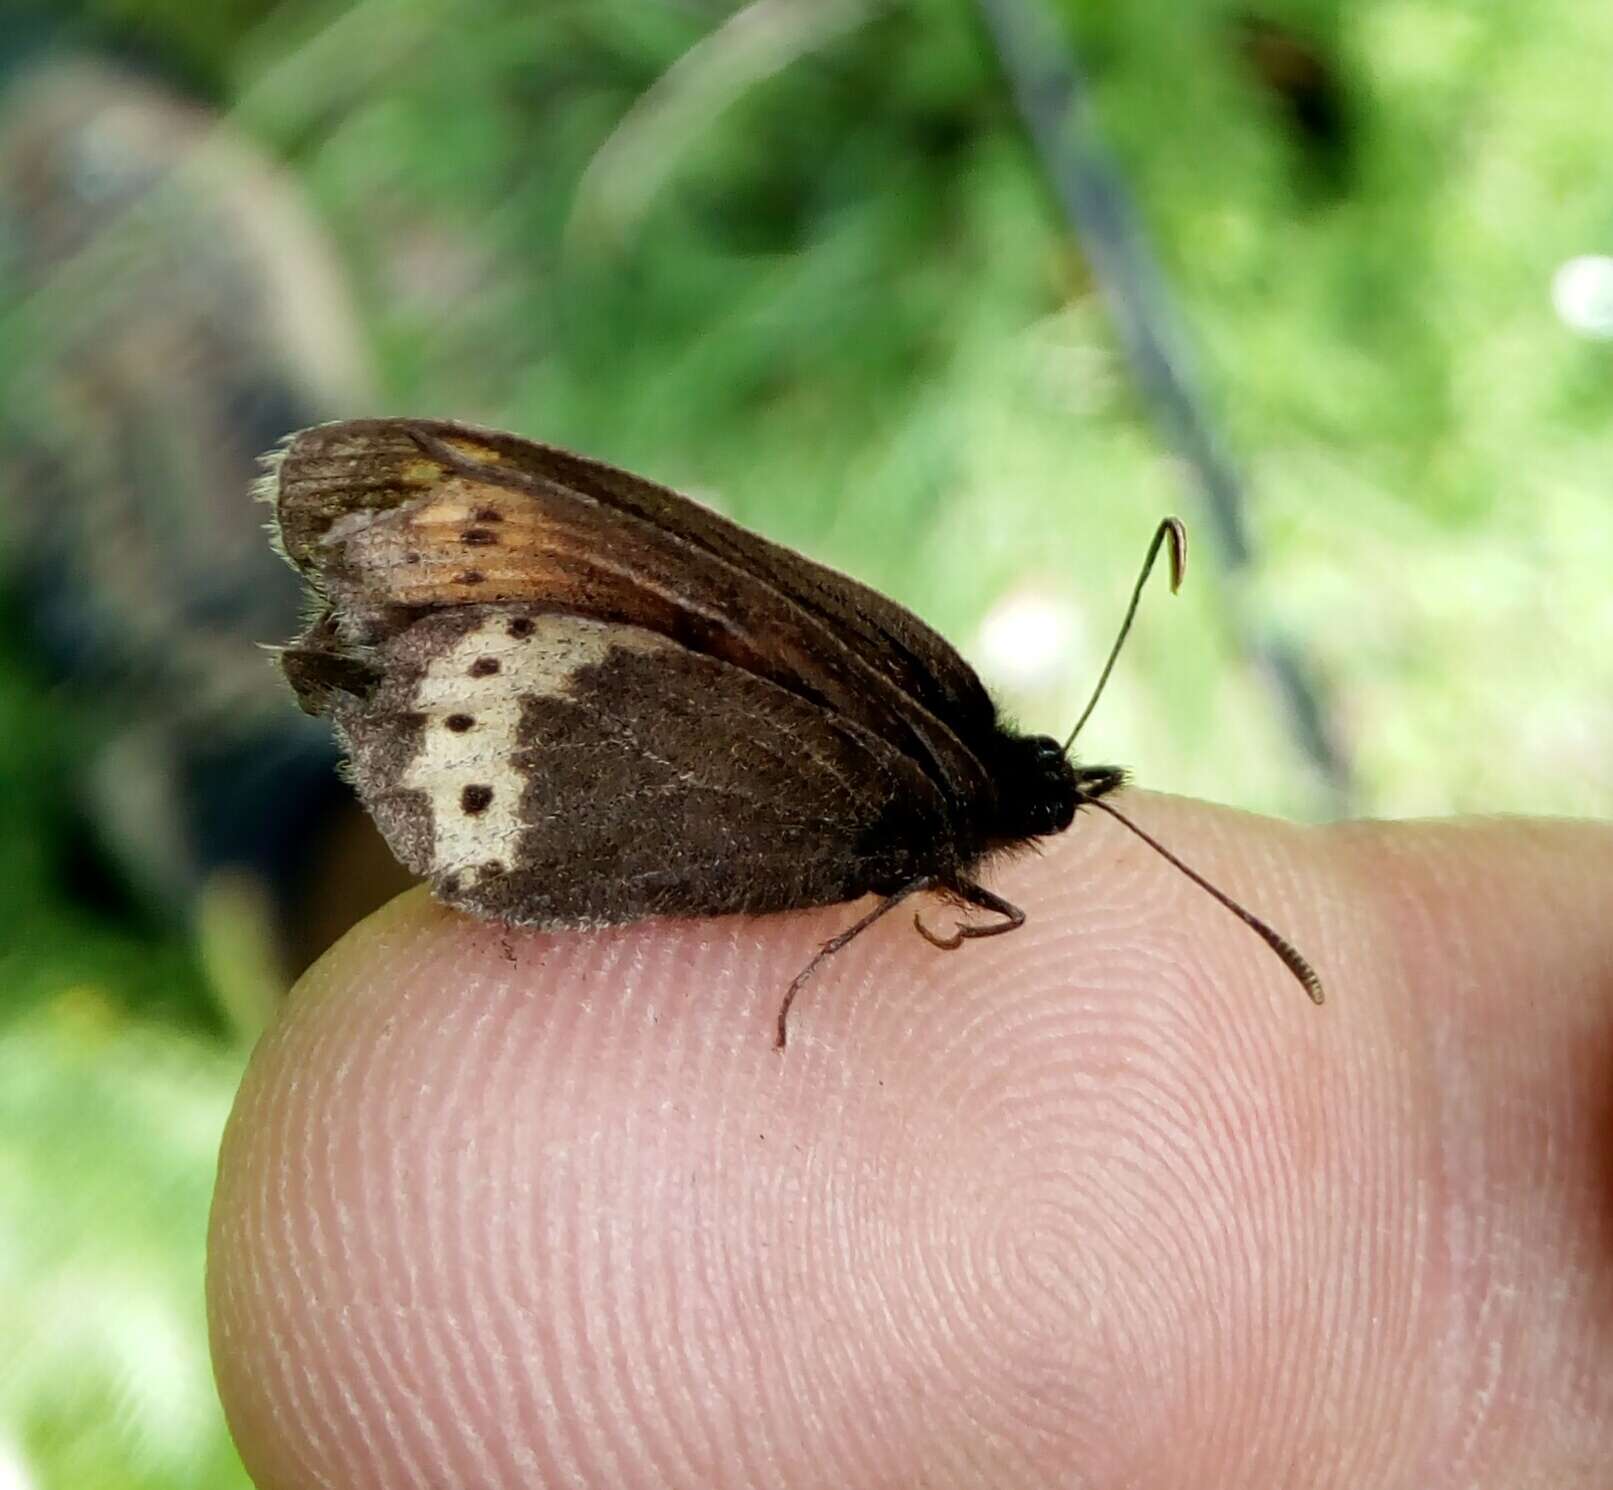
[399,612,665,885]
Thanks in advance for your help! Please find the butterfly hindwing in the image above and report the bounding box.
[307,604,954,927]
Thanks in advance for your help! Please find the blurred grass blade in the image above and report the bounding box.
[566,0,872,255]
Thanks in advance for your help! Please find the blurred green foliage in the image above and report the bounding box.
[1,999,245,1490]
[3,1,1611,1485]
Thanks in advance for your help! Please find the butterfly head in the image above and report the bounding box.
[992,734,1126,842]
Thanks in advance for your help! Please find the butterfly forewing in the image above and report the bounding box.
[272,420,999,806]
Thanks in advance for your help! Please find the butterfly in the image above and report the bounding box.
[264,418,1322,1044]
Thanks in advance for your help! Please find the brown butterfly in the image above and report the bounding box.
[264,418,1323,1044]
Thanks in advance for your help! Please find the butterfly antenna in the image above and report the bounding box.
[1064,517,1188,752]
[1084,796,1325,1004]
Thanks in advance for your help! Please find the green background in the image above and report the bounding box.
[3,1,1610,1484]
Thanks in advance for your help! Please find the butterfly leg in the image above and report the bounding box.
[777,876,935,1048]
[914,880,1026,951]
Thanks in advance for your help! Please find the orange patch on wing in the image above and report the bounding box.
[339,473,602,607]
[439,433,509,464]
[399,456,447,488]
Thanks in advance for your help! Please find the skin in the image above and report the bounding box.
[206,794,1613,1488]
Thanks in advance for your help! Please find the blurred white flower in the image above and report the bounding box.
[972,586,1087,696]
[1550,254,1613,338]
[0,1437,37,1490]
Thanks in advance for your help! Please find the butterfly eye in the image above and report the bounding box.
[1040,795,1077,834]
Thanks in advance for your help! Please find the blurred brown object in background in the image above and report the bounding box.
[1233,13,1353,190]
[0,57,413,1014]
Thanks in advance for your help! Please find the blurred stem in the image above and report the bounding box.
[976,0,1354,812]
